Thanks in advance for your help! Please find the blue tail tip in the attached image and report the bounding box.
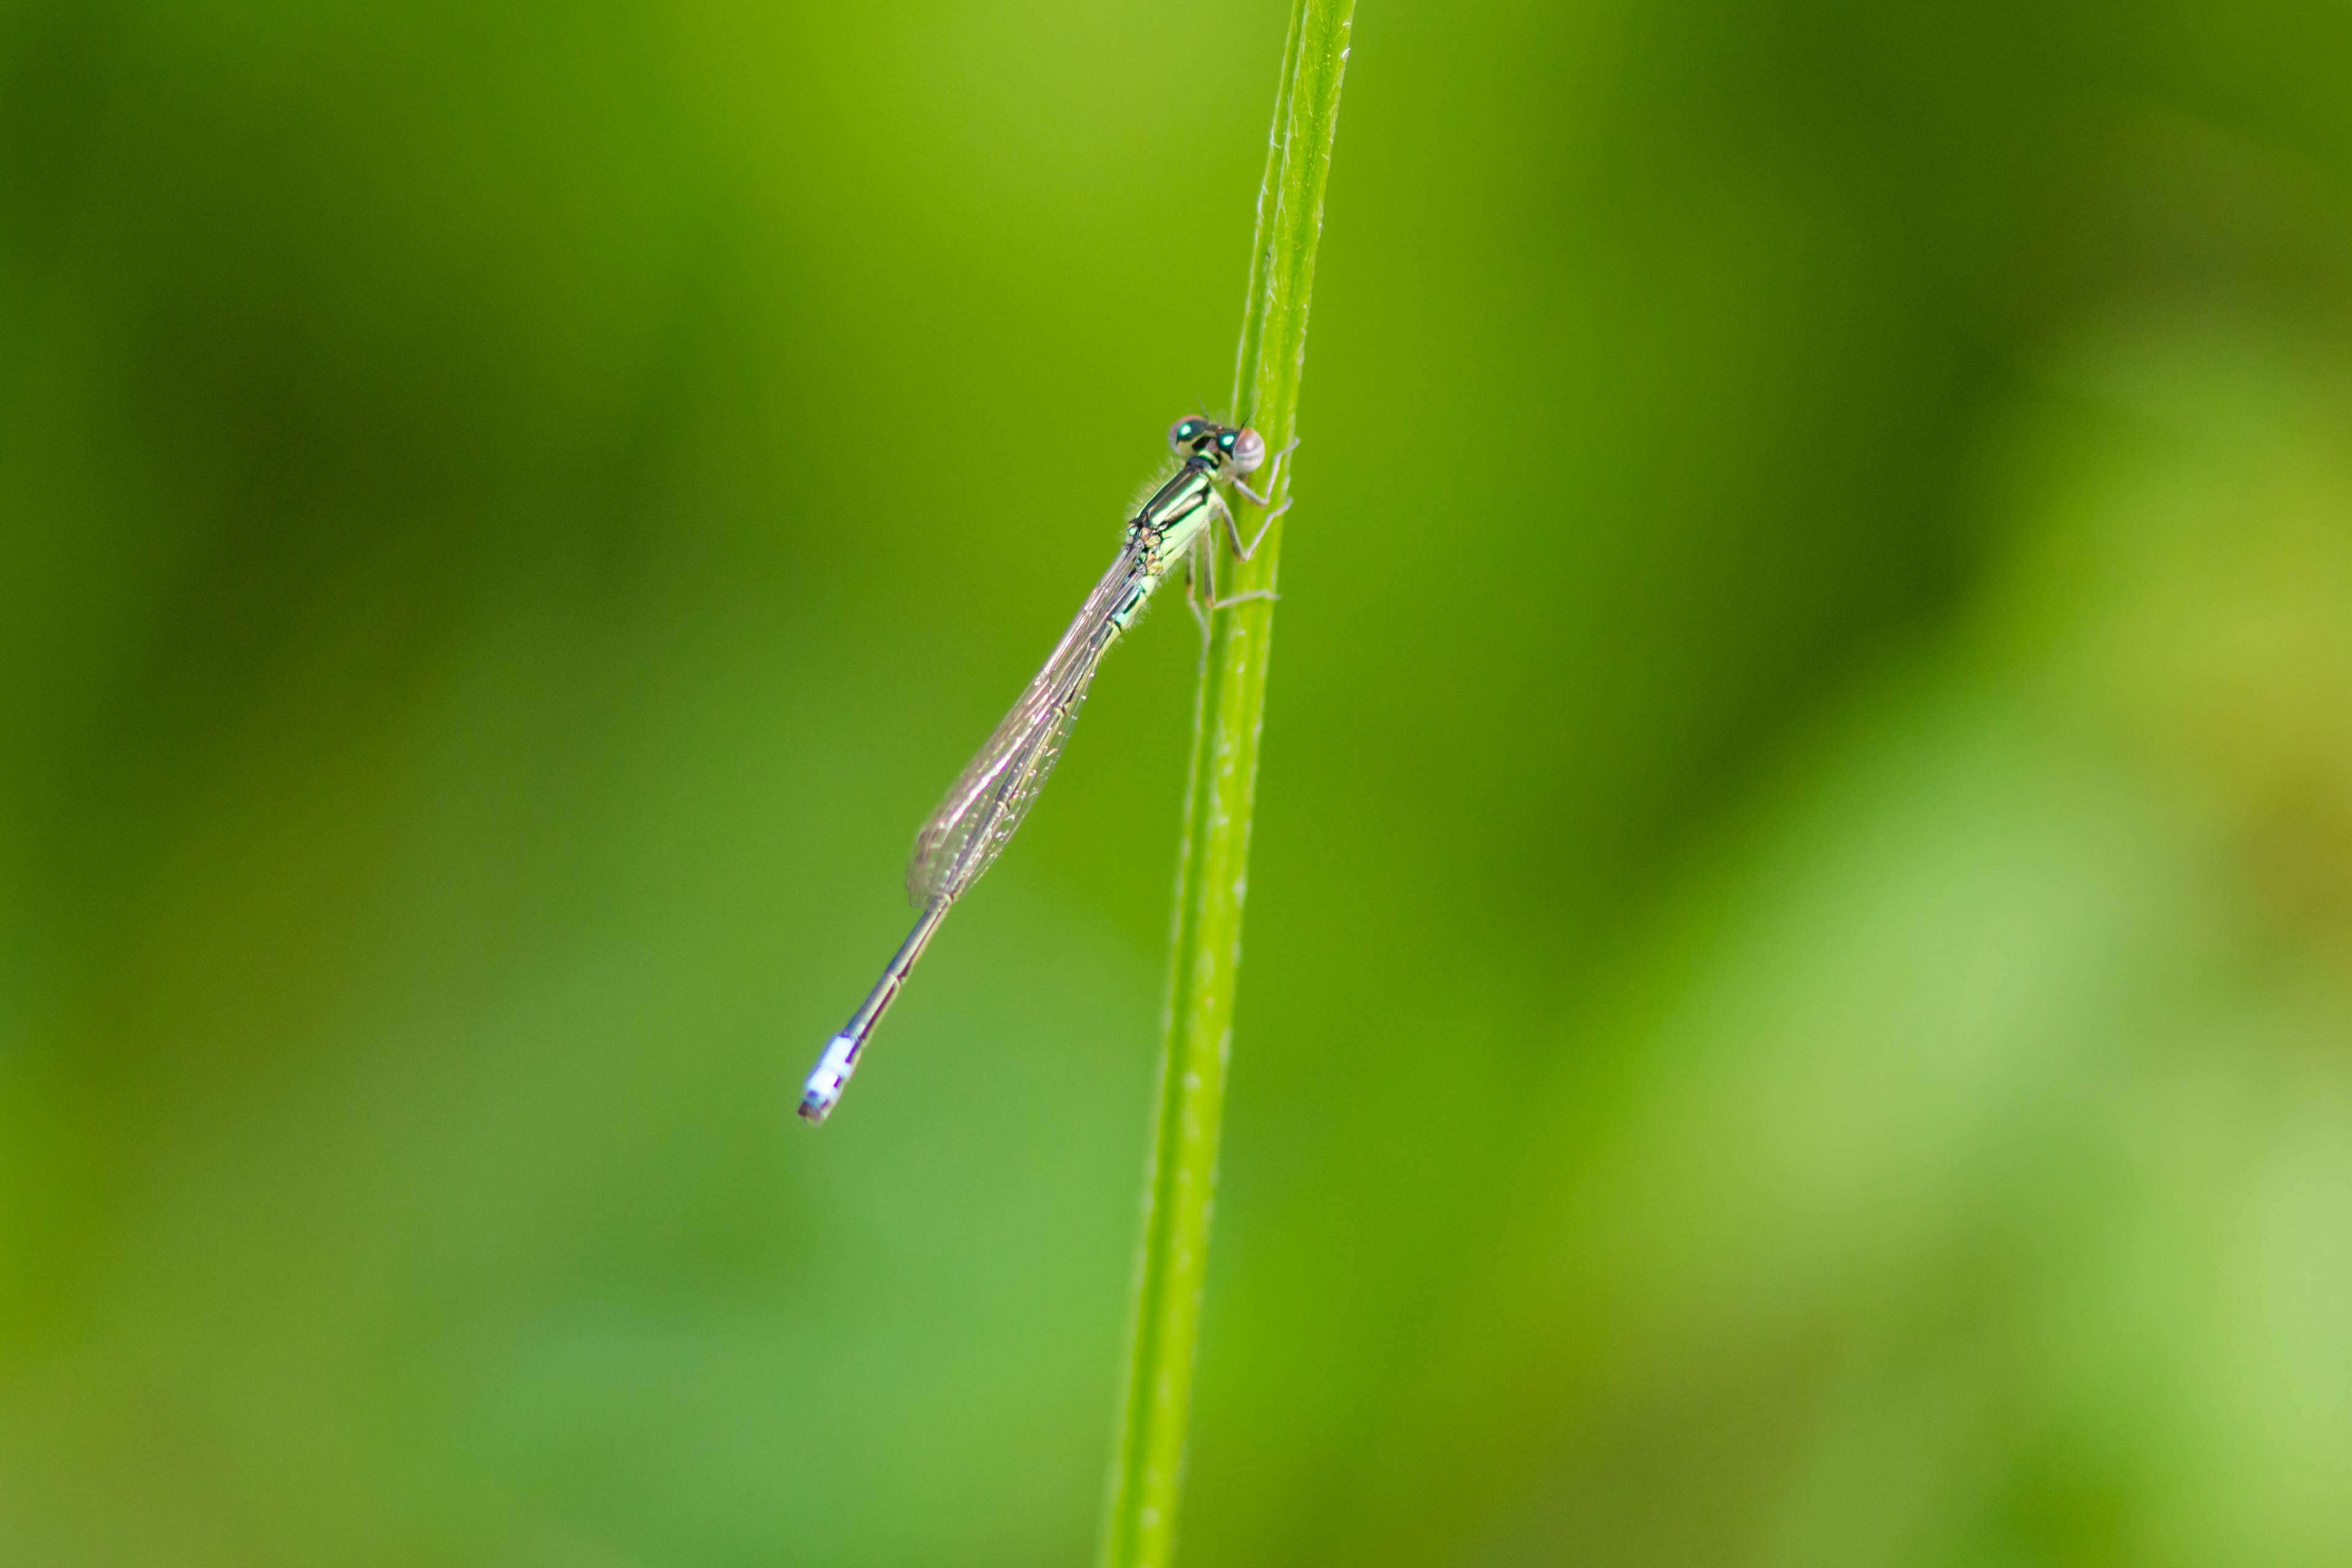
[799,1034,859,1125]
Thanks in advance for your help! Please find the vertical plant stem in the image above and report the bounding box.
[1099,4,1354,1566]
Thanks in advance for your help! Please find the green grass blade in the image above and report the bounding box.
[1098,4,1355,1566]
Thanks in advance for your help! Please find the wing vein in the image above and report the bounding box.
[905,537,1149,904]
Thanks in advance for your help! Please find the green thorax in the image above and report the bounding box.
[1106,461,1219,633]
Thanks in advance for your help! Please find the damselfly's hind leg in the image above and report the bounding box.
[1195,531,1278,613]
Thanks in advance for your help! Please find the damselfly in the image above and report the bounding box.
[798,417,1287,1125]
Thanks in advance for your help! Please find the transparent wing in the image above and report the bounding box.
[906,539,1148,904]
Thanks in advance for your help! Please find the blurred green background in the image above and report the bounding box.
[6,0,2352,1562]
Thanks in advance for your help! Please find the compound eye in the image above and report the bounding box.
[1230,426,1266,475]
[1168,418,1203,453]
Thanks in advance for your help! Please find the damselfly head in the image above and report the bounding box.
[1167,418,1267,477]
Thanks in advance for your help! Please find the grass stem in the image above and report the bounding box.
[1098,4,1355,1564]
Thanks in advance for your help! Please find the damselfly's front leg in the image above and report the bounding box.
[1223,435,1299,560]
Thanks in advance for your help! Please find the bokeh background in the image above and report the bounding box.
[6,0,2352,1563]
